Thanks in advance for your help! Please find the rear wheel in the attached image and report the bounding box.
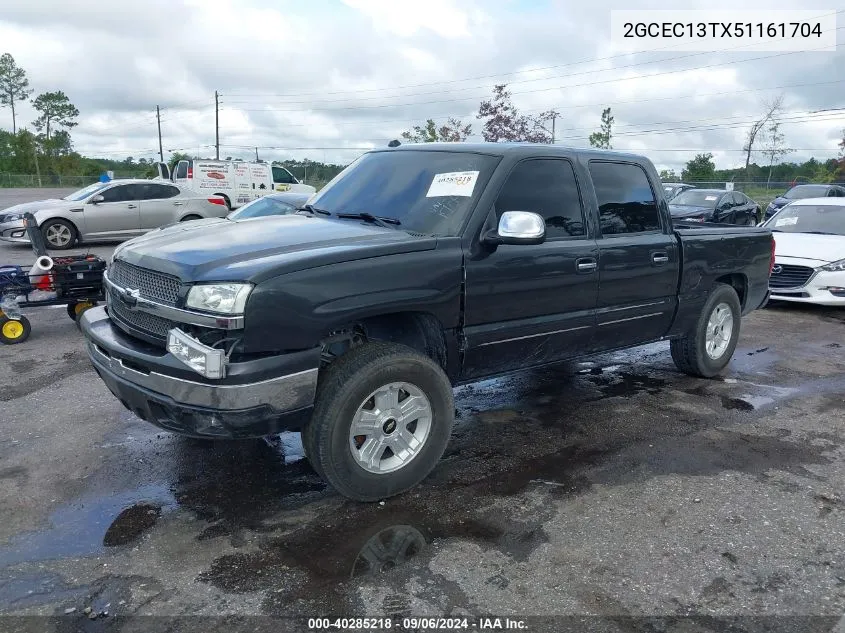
[41,219,77,250]
[0,314,31,344]
[67,301,97,327]
[303,342,454,501]
[671,283,741,378]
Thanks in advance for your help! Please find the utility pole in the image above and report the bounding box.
[255,147,259,161]
[214,90,220,160]
[551,113,557,144]
[156,105,163,162]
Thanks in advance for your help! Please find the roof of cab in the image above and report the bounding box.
[375,141,649,162]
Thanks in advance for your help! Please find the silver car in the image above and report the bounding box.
[0,179,229,249]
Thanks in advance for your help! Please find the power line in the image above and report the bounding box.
[221,43,842,114]
[223,9,843,100]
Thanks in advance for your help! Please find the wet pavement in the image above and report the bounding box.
[1,300,844,631]
[1,189,844,630]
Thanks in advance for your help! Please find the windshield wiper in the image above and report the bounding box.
[336,212,401,228]
[803,231,836,235]
[296,204,331,216]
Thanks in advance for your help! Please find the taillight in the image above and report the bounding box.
[208,197,226,206]
[187,167,193,179]
[769,237,776,275]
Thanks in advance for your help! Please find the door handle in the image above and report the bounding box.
[173,201,185,206]
[127,204,138,209]
[652,252,669,264]
[576,258,597,273]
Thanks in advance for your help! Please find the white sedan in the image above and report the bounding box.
[0,179,228,249]
[763,197,845,306]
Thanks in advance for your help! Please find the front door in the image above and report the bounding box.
[462,158,599,379]
[82,183,142,240]
[587,160,679,351]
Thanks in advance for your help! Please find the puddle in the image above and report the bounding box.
[0,485,175,567]
[590,371,665,398]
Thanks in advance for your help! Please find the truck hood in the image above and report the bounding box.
[772,231,845,265]
[113,215,437,282]
[0,199,73,219]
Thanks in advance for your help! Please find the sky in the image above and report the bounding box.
[0,0,842,175]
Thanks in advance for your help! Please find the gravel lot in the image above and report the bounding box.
[1,189,844,632]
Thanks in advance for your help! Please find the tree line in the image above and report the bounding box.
[1,50,843,186]
[399,84,845,184]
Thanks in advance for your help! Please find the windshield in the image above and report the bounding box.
[764,204,845,235]
[63,182,110,202]
[671,190,721,208]
[308,150,499,235]
[228,196,298,220]
[783,185,828,199]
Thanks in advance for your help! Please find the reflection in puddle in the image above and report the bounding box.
[0,485,175,567]
[350,525,427,578]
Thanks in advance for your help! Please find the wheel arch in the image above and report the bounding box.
[319,311,449,373]
[713,273,747,310]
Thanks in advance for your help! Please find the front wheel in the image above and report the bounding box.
[670,283,742,378]
[41,219,78,250]
[180,214,202,222]
[303,342,454,501]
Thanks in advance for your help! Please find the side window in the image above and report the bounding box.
[141,184,180,200]
[494,159,586,239]
[272,166,295,184]
[98,185,137,203]
[589,162,660,235]
[174,161,189,179]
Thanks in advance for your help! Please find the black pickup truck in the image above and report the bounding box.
[81,144,774,501]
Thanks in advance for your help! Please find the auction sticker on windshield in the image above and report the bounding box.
[775,216,799,226]
[705,196,718,201]
[426,171,479,197]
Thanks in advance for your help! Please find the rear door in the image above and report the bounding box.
[138,183,184,230]
[734,192,756,224]
[462,157,599,378]
[82,183,142,240]
[588,160,679,351]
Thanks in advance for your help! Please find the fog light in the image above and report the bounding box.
[167,328,226,379]
[10,230,25,238]
[826,287,845,297]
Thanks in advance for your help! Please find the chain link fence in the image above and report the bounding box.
[1,173,331,191]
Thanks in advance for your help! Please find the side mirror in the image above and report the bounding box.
[483,211,546,246]
[91,194,105,204]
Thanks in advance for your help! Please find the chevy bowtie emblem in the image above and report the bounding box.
[771,265,783,274]
[120,287,141,307]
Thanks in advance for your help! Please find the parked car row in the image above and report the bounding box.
[661,181,845,227]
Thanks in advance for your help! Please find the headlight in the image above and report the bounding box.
[766,203,776,210]
[186,283,252,314]
[821,259,845,272]
[1,213,22,222]
[167,328,226,379]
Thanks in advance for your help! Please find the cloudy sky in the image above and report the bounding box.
[0,0,842,174]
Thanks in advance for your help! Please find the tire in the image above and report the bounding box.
[41,218,78,250]
[0,315,31,344]
[670,283,742,378]
[180,214,202,222]
[303,342,454,501]
[67,301,97,328]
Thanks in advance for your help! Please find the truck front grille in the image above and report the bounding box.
[108,288,173,343]
[769,264,815,290]
[109,260,181,306]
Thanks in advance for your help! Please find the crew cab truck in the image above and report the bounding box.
[80,144,774,501]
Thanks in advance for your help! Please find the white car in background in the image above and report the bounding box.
[763,197,845,306]
[0,179,228,249]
